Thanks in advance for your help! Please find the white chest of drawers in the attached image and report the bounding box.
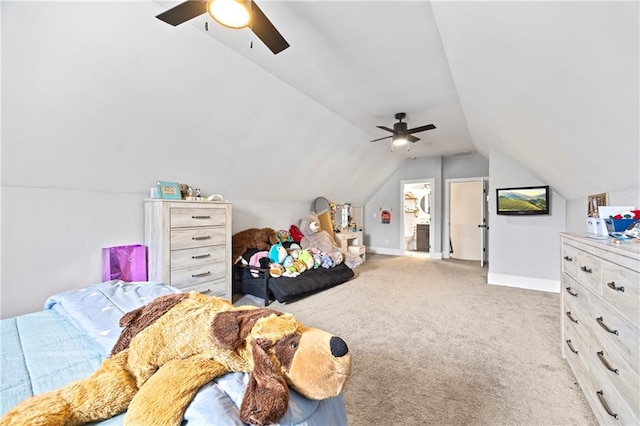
[144,200,232,300]
[561,233,640,425]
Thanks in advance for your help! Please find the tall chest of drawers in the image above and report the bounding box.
[561,233,640,425]
[145,200,232,300]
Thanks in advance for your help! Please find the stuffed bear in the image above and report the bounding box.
[298,212,363,269]
[1,293,351,426]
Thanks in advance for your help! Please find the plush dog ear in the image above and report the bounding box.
[239,339,289,426]
[211,308,281,350]
[111,293,189,355]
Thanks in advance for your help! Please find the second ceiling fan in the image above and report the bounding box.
[156,0,290,55]
[371,112,436,146]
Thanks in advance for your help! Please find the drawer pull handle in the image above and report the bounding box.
[606,281,625,292]
[191,271,211,278]
[596,351,619,375]
[565,311,579,324]
[596,390,619,420]
[580,266,592,273]
[563,256,574,262]
[596,316,619,335]
[192,254,211,259]
[192,215,211,219]
[565,339,578,354]
[565,287,578,297]
[192,236,211,241]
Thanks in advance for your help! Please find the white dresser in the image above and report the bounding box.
[144,200,232,300]
[561,233,640,425]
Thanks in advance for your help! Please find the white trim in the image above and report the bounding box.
[368,247,404,256]
[487,273,560,293]
[368,247,443,259]
[400,178,435,257]
[443,176,488,262]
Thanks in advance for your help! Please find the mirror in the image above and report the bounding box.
[419,195,429,215]
[312,197,331,214]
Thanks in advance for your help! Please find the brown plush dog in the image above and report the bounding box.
[232,227,279,265]
[1,293,351,426]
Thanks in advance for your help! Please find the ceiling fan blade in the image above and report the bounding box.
[408,135,420,143]
[370,136,392,143]
[156,0,207,26]
[250,2,290,54]
[406,124,436,134]
[376,125,394,133]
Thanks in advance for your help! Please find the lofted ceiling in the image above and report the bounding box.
[157,0,475,159]
[3,1,637,207]
[154,0,639,200]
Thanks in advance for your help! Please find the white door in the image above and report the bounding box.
[450,181,484,262]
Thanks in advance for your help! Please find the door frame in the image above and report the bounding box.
[443,176,489,264]
[400,178,435,258]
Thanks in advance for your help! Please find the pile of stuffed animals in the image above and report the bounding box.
[232,212,363,279]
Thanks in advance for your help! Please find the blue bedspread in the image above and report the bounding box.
[0,280,347,425]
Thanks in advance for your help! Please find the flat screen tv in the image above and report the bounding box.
[496,185,550,215]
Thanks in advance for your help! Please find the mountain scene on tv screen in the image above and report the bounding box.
[498,190,546,211]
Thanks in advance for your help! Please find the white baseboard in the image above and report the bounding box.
[368,247,443,259]
[487,273,560,293]
[368,247,403,256]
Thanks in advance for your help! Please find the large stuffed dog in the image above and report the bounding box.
[1,293,351,425]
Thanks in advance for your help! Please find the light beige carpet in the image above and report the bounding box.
[236,254,597,425]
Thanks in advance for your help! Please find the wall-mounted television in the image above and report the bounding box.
[496,185,550,215]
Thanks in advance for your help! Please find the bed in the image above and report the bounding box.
[234,247,355,306]
[0,280,348,425]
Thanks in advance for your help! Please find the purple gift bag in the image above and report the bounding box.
[102,245,147,282]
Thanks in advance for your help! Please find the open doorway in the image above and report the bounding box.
[444,177,489,266]
[401,179,435,258]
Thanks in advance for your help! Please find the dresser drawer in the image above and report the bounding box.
[601,261,639,325]
[564,320,589,376]
[563,273,590,309]
[588,297,640,377]
[562,243,581,278]
[563,293,590,345]
[574,249,602,293]
[170,207,227,228]
[170,262,226,289]
[590,332,640,420]
[170,227,226,250]
[589,356,639,426]
[171,245,226,270]
[180,278,226,296]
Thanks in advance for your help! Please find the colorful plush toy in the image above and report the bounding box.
[1,293,351,426]
[276,229,292,243]
[298,249,316,270]
[320,253,335,269]
[268,242,287,265]
[298,212,363,269]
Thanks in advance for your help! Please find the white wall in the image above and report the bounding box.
[487,150,566,292]
[364,157,442,255]
[432,1,639,200]
[364,153,490,256]
[0,1,402,318]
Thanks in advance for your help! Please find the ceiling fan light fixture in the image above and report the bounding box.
[392,135,408,146]
[208,0,251,29]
